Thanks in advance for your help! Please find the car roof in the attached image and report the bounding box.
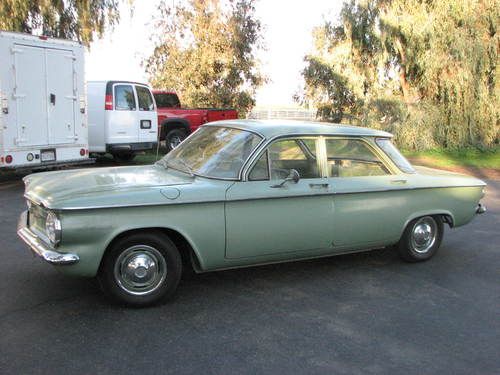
[204,119,393,139]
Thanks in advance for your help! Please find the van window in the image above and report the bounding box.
[114,85,136,110]
[136,86,154,111]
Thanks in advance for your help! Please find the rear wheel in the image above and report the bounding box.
[112,152,135,163]
[398,215,443,262]
[98,232,182,306]
[165,128,188,152]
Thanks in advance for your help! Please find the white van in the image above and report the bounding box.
[0,31,90,170]
[87,81,158,161]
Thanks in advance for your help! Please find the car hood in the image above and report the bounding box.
[23,164,229,210]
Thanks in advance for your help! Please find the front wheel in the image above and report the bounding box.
[398,215,444,262]
[98,232,182,306]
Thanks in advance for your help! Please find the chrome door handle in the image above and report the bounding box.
[391,179,407,184]
[309,183,329,188]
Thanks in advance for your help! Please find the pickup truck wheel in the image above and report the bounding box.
[166,128,187,151]
[98,232,182,306]
[112,153,135,163]
[398,216,443,262]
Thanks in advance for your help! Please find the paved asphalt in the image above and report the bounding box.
[0,177,498,375]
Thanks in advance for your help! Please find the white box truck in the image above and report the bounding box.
[0,31,91,170]
[87,80,158,162]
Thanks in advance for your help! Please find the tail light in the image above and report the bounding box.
[79,148,85,156]
[105,94,113,110]
[5,155,13,164]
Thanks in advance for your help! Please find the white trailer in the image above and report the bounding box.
[0,31,91,170]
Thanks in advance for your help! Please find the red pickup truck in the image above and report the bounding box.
[152,90,238,151]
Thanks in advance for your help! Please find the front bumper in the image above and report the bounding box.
[17,211,79,265]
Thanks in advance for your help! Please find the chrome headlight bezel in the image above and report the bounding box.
[45,211,62,246]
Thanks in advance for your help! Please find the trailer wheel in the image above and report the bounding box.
[112,153,135,163]
[166,128,187,152]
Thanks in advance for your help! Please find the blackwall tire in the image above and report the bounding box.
[398,215,444,262]
[98,231,182,306]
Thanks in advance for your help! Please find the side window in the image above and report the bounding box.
[249,138,320,180]
[326,138,389,177]
[136,86,154,111]
[248,151,269,181]
[114,85,136,110]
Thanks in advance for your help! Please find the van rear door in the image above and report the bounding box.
[46,48,76,144]
[135,85,157,143]
[13,44,77,146]
[108,83,137,144]
[13,45,48,146]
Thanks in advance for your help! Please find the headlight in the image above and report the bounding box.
[45,211,62,246]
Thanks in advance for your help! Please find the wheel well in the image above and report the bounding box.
[100,227,200,274]
[441,214,454,228]
[160,121,190,140]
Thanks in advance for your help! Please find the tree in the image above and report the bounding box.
[0,0,122,46]
[144,0,265,117]
[299,0,499,150]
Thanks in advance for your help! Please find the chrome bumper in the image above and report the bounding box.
[476,204,486,214]
[17,211,79,265]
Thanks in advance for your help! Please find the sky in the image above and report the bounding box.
[85,0,342,107]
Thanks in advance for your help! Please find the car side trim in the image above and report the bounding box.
[40,184,485,211]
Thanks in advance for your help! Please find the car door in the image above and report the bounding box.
[224,136,334,259]
[324,137,407,248]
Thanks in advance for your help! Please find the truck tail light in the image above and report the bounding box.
[5,155,13,164]
[80,148,86,156]
[105,94,113,110]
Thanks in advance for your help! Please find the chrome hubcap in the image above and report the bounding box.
[114,245,167,295]
[169,136,182,149]
[410,216,437,253]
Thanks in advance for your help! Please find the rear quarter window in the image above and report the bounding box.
[375,138,415,173]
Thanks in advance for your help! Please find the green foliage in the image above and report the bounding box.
[0,0,122,46]
[299,0,499,150]
[404,147,500,170]
[145,0,265,117]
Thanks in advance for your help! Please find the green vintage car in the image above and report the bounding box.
[18,120,486,305]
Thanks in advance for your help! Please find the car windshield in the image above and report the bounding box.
[159,126,262,179]
[376,138,415,173]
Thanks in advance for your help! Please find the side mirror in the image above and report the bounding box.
[271,169,300,188]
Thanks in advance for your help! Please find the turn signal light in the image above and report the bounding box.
[5,155,13,164]
[80,148,85,156]
[105,94,113,110]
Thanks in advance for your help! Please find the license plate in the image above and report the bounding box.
[41,149,56,162]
